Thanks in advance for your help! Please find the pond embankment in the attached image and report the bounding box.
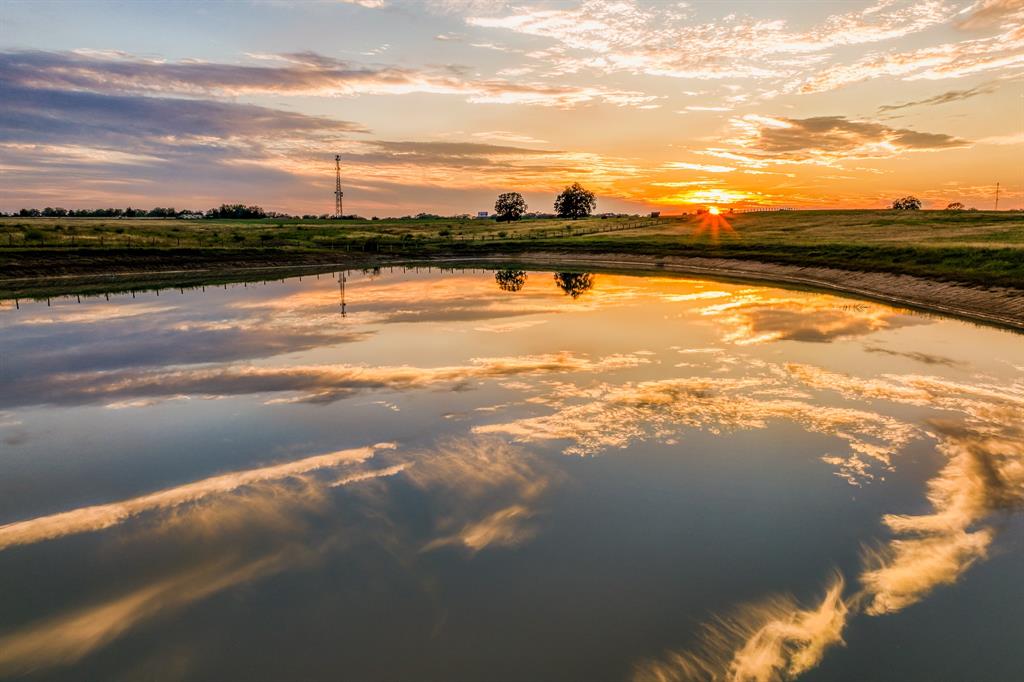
[3,249,1023,332]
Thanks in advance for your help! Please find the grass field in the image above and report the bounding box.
[2,210,1022,288]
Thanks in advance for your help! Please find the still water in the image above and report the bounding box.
[1,267,1023,681]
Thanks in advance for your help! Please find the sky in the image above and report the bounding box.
[0,0,1021,215]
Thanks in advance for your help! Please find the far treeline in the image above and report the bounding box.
[3,185,998,220]
[3,183,600,222]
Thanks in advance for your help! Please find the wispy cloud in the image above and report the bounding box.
[799,30,1024,92]
[877,81,999,111]
[0,49,656,109]
[468,0,957,81]
[725,114,970,167]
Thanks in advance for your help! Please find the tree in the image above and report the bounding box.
[945,202,965,211]
[553,272,594,299]
[554,182,596,219]
[494,192,527,222]
[495,269,527,292]
[891,196,921,210]
[205,204,266,219]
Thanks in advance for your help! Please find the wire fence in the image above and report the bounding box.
[0,218,672,250]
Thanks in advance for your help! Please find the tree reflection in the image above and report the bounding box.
[553,272,594,299]
[494,269,527,292]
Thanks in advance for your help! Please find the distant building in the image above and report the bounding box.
[477,211,489,218]
[649,211,661,218]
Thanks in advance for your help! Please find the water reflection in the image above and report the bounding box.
[634,575,848,682]
[0,436,560,676]
[0,443,396,552]
[553,272,595,299]
[495,269,528,292]
[1,268,1022,680]
[634,358,1024,681]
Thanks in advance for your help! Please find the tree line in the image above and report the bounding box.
[3,204,292,219]
[3,184,602,222]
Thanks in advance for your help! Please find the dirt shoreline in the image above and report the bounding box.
[3,251,1023,332]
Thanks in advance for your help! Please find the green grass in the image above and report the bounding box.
[2,210,1022,288]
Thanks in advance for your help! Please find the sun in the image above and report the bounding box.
[708,205,720,215]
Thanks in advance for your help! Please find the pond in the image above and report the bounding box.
[1,267,1022,681]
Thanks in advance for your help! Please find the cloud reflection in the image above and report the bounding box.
[2,352,647,409]
[476,373,918,485]
[699,292,919,345]
[0,436,560,673]
[0,552,298,677]
[635,575,848,682]
[860,419,1024,615]
[408,438,557,553]
[0,443,395,552]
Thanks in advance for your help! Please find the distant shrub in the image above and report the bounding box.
[945,202,965,211]
[439,228,451,237]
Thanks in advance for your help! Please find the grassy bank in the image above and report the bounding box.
[2,210,1022,288]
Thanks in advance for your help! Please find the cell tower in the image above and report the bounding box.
[334,154,344,218]
[995,181,1000,211]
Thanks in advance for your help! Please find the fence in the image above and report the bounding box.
[0,218,672,250]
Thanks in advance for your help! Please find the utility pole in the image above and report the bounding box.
[995,181,1000,211]
[335,154,344,218]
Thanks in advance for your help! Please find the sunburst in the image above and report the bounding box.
[692,205,735,241]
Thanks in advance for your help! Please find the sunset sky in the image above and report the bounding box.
[1,0,1021,215]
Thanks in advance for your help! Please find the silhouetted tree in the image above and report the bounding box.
[891,196,922,210]
[494,192,527,222]
[495,269,527,292]
[945,202,965,211]
[206,204,266,219]
[554,183,596,219]
[554,272,594,299]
